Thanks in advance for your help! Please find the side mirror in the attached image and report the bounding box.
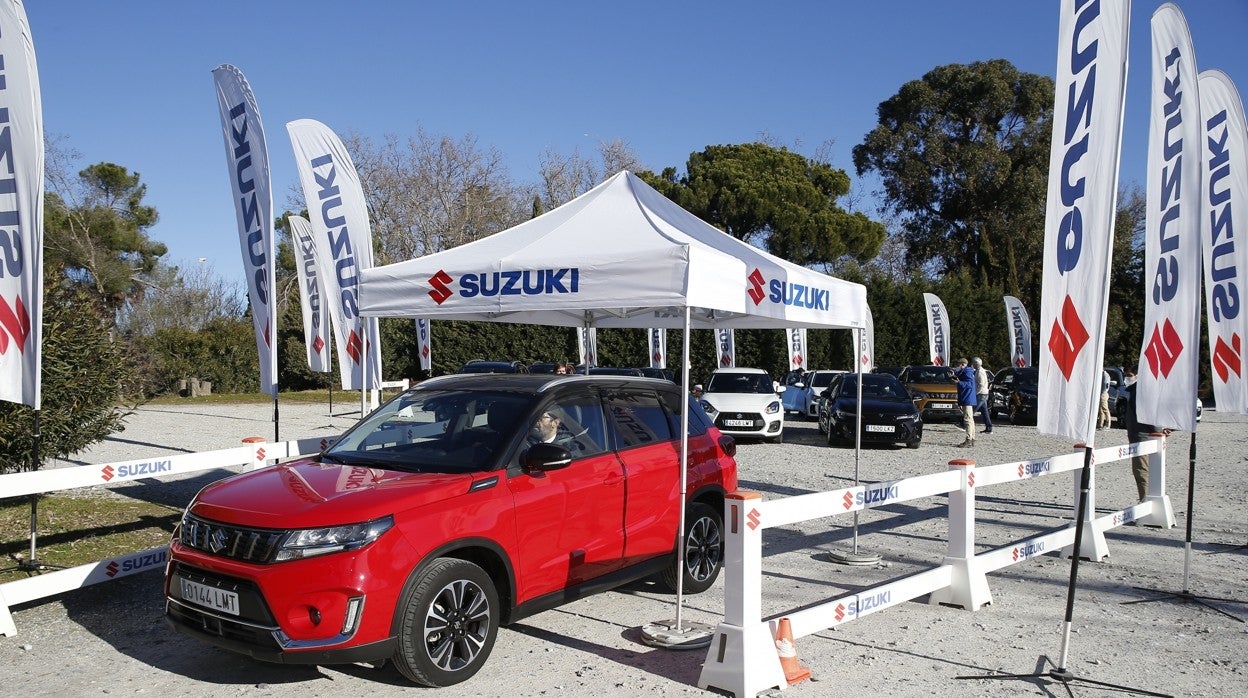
[522,442,573,473]
[774,382,786,393]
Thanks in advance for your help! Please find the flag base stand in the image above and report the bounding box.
[826,549,881,566]
[1123,587,1244,623]
[640,619,714,649]
[0,554,66,574]
[958,660,1173,697]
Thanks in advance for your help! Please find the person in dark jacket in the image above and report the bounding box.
[954,358,976,447]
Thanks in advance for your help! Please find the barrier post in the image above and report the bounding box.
[1066,444,1108,561]
[699,492,787,697]
[929,459,991,610]
[1140,433,1175,528]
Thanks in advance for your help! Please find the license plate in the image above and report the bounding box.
[180,578,239,616]
[724,419,754,427]
[865,425,894,433]
[930,403,954,410]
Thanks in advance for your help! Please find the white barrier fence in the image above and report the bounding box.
[0,433,335,637]
[698,435,1173,698]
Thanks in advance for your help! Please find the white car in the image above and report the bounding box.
[699,367,786,443]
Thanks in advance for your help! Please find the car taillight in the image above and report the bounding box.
[718,435,737,458]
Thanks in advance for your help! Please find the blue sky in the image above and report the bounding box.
[25,1,1248,289]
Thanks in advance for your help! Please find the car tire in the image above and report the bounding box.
[905,439,921,449]
[661,502,723,594]
[772,430,784,444]
[393,558,499,687]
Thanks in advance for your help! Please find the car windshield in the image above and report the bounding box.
[810,372,838,389]
[838,374,906,398]
[907,366,955,383]
[1014,369,1040,390]
[322,388,536,473]
[706,372,774,394]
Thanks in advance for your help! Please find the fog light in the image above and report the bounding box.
[309,607,322,626]
[342,596,365,635]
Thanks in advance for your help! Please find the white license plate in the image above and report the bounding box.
[930,403,954,410]
[865,425,895,433]
[724,419,754,427]
[180,578,240,616]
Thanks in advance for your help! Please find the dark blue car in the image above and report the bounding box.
[818,372,923,448]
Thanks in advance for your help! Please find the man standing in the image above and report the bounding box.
[972,357,992,434]
[1123,382,1169,502]
[954,358,976,447]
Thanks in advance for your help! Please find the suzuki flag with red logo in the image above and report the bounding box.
[787,328,807,370]
[287,215,330,374]
[415,318,432,372]
[577,326,597,369]
[1137,4,1202,432]
[715,327,735,368]
[0,0,43,409]
[288,119,382,391]
[1038,0,1130,442]
[1003,296,1033,367]
[213,64,277,398]
[648,328,665,369]
[1199,70,1248,415]
[922,293,950,366]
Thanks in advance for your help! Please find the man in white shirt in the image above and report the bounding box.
[972,358,992,434]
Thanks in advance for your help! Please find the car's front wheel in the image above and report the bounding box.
[393,558,499,687]
[661,502,723,594]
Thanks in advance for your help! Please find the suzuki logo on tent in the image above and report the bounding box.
[1143,319,1183,378]
[426,267,581,305]
[747,269,766,304]
[1047,296,1089,380]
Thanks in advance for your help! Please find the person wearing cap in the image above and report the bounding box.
[972,357,992,434]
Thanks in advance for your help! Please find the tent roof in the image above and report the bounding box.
[357,171,867,331]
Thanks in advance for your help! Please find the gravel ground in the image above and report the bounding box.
[2,400,1246,697]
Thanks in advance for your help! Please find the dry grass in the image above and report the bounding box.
[0,494,179,584]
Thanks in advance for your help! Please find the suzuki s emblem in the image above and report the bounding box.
[208,529,228,553]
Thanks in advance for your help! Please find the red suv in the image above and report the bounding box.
[164,374,737,687]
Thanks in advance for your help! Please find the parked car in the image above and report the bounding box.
[164,374,737,687]
[635,367,675,381]
[782,369,843,419]
[898,365,960,423]
[458,360,529,374]
[818,372,922,448]
[586,366,645,376]
[528,362,560,374]
[699,367,786,442]
[988,366,1039,425]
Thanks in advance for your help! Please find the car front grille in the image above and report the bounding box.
[180,512,285,563]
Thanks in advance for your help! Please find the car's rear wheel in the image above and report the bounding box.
[393,558,499,687]
[661,502,723,594]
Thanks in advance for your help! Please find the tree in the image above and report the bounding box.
[0,277,136,472]
[638,142,885,267]
[852,60,1054,300]
[339,129,526,266]
[44,144,167,309]
[533,139,645,211]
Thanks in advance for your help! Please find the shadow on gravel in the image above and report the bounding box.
[508,620,704,688]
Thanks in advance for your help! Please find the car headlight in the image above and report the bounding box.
[895,413,917,422]
[765,400,781,415]
[275,515,394,562]
[699,399,717,414]
[834,409,855,421]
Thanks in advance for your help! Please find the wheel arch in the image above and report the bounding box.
[390,537,518,634]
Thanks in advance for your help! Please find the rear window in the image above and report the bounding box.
[605,391,674,449]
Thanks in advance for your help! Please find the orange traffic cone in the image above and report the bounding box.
[774,617,811,684]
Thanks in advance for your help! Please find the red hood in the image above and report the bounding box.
[192,458,480,529]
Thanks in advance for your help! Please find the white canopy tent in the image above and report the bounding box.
[358,171,867,330]
[357,170,869,639]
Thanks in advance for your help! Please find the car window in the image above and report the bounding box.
[811,372,837,389]
[604,391,674,450]
[530,393,608,458]
[658,390,712,437]
[706,372,773,394]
